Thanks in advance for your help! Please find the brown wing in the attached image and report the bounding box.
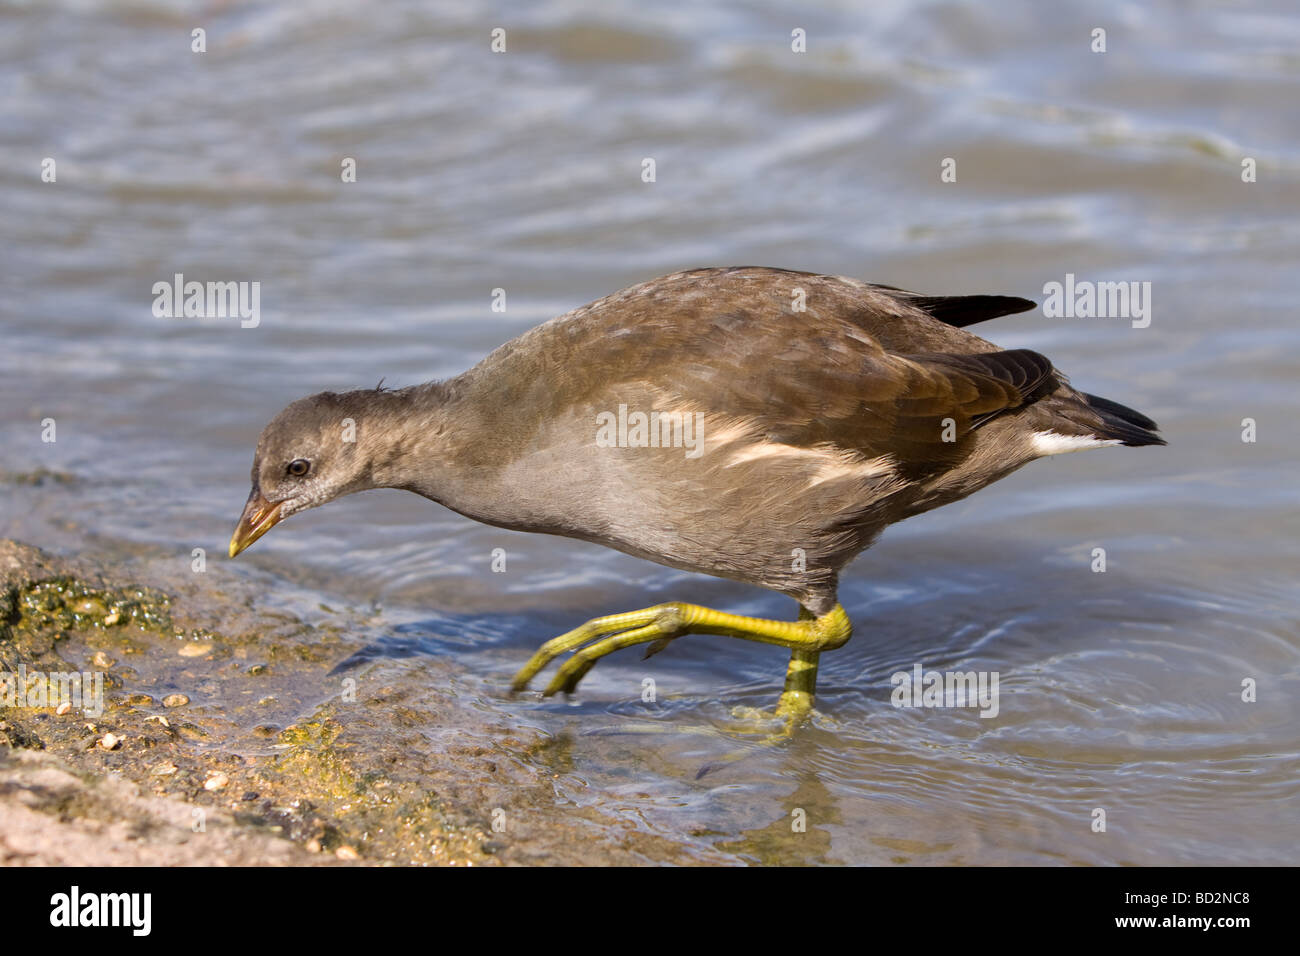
[641,318,1056,480]
[466,267,1057,479]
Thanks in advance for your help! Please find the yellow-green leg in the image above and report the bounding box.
[775,648,821,720]
[511,602,851,723]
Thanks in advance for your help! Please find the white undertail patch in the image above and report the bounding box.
[1031,430,1121,456]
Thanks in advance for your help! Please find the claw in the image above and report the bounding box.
[641,637,673,660]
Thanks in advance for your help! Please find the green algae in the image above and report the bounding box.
[274,718,370,803]
[9,578,173,635]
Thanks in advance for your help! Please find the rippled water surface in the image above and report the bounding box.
[2,0,1298,864]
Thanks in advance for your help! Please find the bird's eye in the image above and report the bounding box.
[286,458,311,477]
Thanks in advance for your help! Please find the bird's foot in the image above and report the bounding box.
[510,602,851,717]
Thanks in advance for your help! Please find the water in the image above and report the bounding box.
[2,0,1297,864]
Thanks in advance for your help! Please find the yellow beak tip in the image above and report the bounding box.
[229,492,282,560]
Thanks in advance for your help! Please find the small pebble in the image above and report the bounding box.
[145,715,170,728]
[179,643,212,658]
[103,609,121,626]
[98,733,122,751]
[162,694,189,708]
[55,702,72,716]
[204,772,230,791]
[335,846,359,861]
[305,838,322,853]
[126,693,153,707]
[151,761,178,776]
[91,651,114,669]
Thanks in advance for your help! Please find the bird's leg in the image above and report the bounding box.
[511,602,851,719]
[774,608,822,720]
[773,648,821,720]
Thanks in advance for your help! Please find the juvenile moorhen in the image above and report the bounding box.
[230,267,1163,719]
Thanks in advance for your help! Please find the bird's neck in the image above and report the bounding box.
[363,379,509,521]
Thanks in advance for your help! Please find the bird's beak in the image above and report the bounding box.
[228,489,283,558]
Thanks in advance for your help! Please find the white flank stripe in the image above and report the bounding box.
[725,441,896,487]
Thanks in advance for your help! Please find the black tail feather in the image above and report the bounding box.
[905,294,1037,328]
[1082,392,1165,447]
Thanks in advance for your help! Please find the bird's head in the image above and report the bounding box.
[228,390,382,558]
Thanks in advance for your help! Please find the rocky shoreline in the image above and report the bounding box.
[0,538,702,866]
